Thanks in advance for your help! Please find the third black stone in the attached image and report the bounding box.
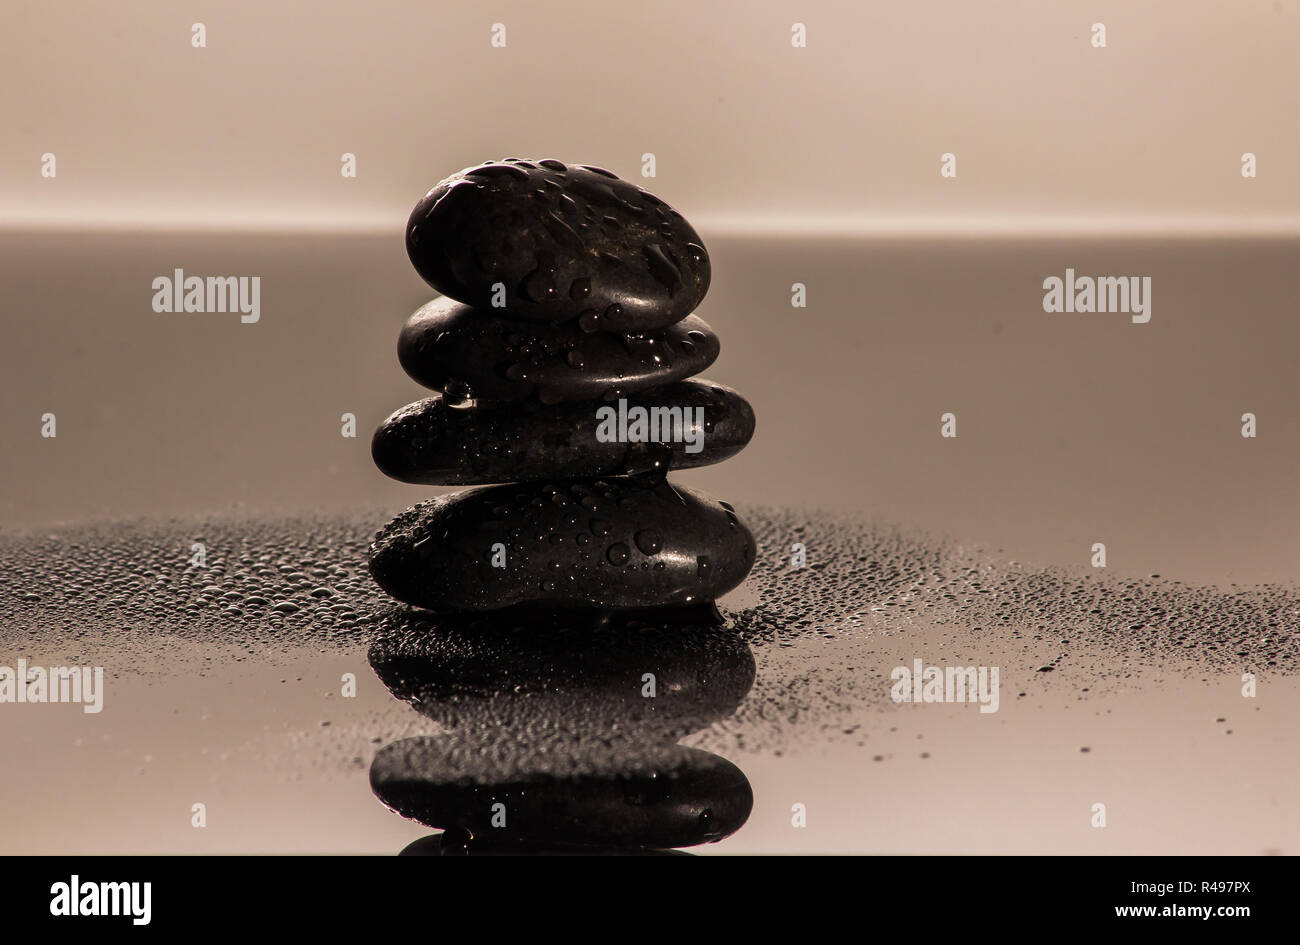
[371,379,754,485]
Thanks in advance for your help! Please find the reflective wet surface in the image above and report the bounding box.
[1,233,1297,853]
[1,503,1297,854]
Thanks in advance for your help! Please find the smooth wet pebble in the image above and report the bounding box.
[371,379,754,485]
[397,295,720,404]
[367,477,756,612]
[406,159,710,330]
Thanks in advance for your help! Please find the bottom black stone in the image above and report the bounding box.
[368,476,756,612]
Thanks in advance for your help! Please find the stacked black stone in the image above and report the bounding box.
[368,159,756,614]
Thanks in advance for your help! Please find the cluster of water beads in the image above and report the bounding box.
[2,506,1293,762]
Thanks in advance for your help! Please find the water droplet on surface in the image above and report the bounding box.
[634,530,662,555]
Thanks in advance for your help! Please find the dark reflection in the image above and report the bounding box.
[367,602,756,855]
[374,741,752,854]
[369,602,754,743]
[398,834,693,856]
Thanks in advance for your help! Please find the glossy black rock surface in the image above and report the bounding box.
[367,478,756,612]
[397,295,720,404]
[368,604,755,742]
[406,159,710,330]
[371,739,753,850]
[371,379,754,486]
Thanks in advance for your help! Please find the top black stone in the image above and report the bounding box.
[406,159,711,331]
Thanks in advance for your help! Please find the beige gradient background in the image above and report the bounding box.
[1,0,1297,233]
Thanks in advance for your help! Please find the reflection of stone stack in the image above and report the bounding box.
[368,159,756,612]
[368,606,756,853]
